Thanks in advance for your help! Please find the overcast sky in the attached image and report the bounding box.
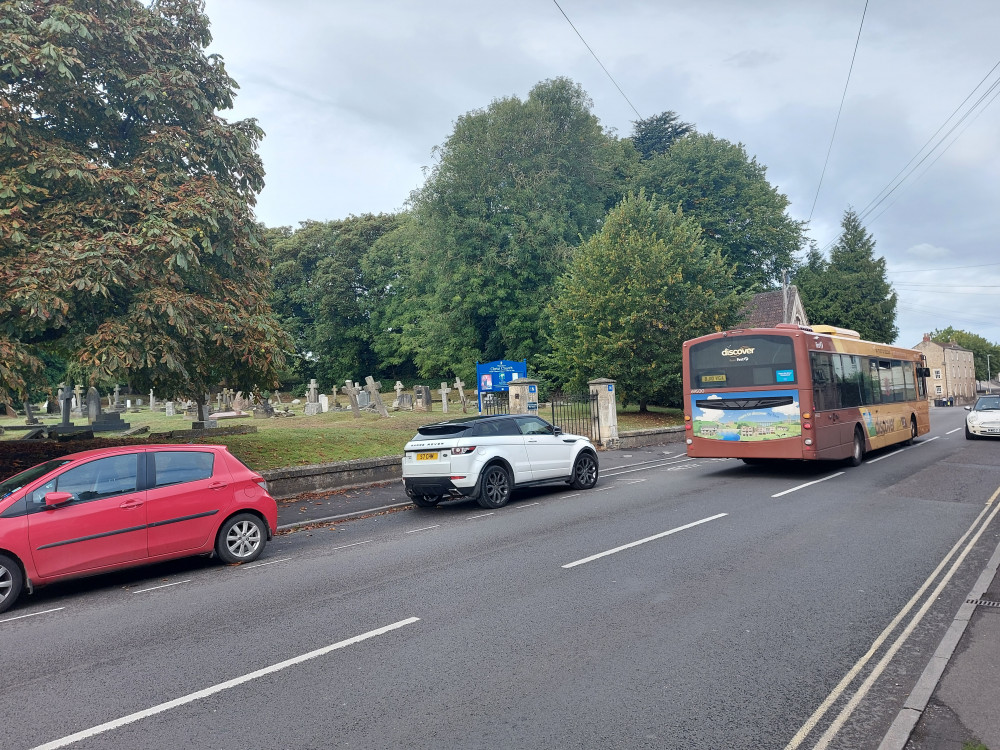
[203,0,1000,356]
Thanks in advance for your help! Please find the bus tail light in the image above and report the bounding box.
[803,422,811,429]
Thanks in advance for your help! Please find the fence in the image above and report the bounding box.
[549,390,601,445]
[480,391,510,416]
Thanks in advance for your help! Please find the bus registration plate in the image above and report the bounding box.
[702,374,726,383]
[416,452,438,461]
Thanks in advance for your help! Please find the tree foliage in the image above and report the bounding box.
[631,110,694,160]
[266,214,402,389]
[794,209,898,343]
[0,0,289,406]
[398,77,634,382]
[929,327,1000,381]
[634,133,804,290]
[545,192,745,409]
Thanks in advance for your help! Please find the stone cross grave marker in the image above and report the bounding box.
[112,384,123,411]
[365,376,389,417]
[393,380,404,410]
[342,380,362,419]
[23,400,39,426]
[454,377,468,413]
[71,384,86,418]
[439,381,452,414]
[305,379,322,415]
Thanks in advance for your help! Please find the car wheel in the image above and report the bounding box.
[0,553,24,615]
[570,452,599,489]
[477,465,512,509]
[216,513,267,564]
[411,494,441,508]
[965,425,976,440]
[848,428,865,467]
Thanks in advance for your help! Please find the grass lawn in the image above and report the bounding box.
[1,401,684,472]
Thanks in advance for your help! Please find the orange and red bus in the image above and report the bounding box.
[682,324,931,465]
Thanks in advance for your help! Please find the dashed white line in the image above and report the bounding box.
[946,427,962,435]
[467,512,494,520]
[622,479,648,484]
[562,493,581,499]
[331,540,373,551]
[562,513,728,569]
[771,472,844,498]
[866,448,906,464]
[31,617,421,750]
[243,558,290,569]
[405,525,441,534]
[516,502,541,509]
[0,607,65,624]
[131,580,191,594]
[604,458,694,477]
[913,435,940,447]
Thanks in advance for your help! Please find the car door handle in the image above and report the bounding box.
[119,499,144,510]
[209,481,228,490]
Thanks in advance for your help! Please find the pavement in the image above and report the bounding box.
[271,443,1000,750]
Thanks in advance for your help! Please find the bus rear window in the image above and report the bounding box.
[689,335,797,388]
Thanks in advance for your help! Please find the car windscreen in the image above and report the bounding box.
[0,459,71,501]
[975,397,1000,411]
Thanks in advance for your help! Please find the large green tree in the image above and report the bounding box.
[634,132,804,290]
[0,0,288,409]
[267,214,402,389]
[401,77,634,381]
[794,209,898,343]
[630,110,694,160]
[545,192,744,410]
[930,327,1000,381]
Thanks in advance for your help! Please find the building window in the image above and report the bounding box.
[933,369,942,379]
[935,385,943,395]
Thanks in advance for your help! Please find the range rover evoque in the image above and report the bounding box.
[402,414,599,509]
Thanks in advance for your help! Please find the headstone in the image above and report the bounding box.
[357,390,371,409]
[253,399,275,419]
[414,385,432,412]
[48,383,90,436]
[232,391,249,414]
[112,384,123,411]
[399,393,413,410]
[439,382,452,414]
[165,401,176,417]
[149,389,157,410]
[318,394,330,413]
[394,381,405,401]
[86,387,102,424]
[23,400,39,426]
[304,379,322,415]
[342,380,362,419]
[454,377,468,413]
[365,376,389,417]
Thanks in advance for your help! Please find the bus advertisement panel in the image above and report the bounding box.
[682,324,930,464]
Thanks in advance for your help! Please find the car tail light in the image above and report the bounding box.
[257,481,268,491]
[451,446,476,455]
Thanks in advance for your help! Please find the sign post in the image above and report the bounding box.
[476,359,528,412]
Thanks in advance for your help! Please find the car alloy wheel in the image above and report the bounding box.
[477,465,511,509]
[570,453,598,489]
[216,513,266,564]
[0,554,24,615]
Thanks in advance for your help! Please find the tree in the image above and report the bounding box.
[0,0,289,410]
[630,111,694,160]
[402,77,634,381]
[634,133,804,290]
[266,214,402,389]
[545,192,745,410]
[794,209,898,343]
[929,327,1000,382]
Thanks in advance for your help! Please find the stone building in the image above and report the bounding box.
[740,285,809,327]
[913,334,976,404]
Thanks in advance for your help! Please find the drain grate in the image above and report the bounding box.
[967,598,1000,609]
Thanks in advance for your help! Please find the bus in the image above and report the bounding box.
[682,324,931,465]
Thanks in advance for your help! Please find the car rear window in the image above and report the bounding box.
[153,451,214,487]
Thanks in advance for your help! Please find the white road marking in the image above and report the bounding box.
[621,479,648,484]
[242,558,290,569]
[405,525,441,534]
[331,540,373,551]
[592,486,614,492]
[562,493,581,499]
[913,435,940,447]
[131,580,190,594]
[604,457,694,477]
[771,472,844,498]
[784,485,1000,750]
[516,502,541,509]
[562,513,728,569]
[946,427,962,435]
[866,449,906,464]
[467,513,494,520]
[31,617,421,750]
[0,607,65,624]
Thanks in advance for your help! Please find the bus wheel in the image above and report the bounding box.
[905,417,917,445]
[849,428,865,467]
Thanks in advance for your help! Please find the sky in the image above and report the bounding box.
[202,0,1000,356]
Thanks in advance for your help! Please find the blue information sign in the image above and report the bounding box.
[476,359,528,411]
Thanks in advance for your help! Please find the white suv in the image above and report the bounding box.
[402,414,599,509]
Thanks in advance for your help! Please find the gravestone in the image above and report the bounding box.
[86,387,102,423]
[89,386,130,432]
[454,377,468,413]
[319,394,329,413]
[365,376,389,417]
[304,378,322,416]
[253,399,275,419]
[342,380,362,419]
[392,381,405,410]
[149,389,157,411]
[165,401,176,417]
[439,382,452,414]
[232,392,249,414]
[23,400,39,426]
[111,384,124,412]
[414,385,432,412]
[357,390,371,409]
[48,383,90,436]
[399,393,413,410]
[71,384,86,419]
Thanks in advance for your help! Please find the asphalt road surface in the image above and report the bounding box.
[5,407,999,750]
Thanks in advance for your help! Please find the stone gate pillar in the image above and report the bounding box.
[507,379,539,416]
[589,378,619,448]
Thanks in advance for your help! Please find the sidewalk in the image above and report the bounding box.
[881,537,1000,750]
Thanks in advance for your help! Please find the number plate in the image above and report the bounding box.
[416,452,438,461]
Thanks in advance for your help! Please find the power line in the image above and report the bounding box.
[889,261,1000,274]
[808,0,869,223]
[551,0,642,119]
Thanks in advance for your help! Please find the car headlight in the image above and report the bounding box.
[968,414,980,424]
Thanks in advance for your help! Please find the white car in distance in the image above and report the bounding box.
[965,395,1000,439]
[402,414,599,509]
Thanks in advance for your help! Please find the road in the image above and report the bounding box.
[3,407,998,750]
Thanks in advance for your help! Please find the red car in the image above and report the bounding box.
[0,444,277,615]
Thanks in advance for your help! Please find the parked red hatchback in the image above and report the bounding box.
[0,444,277,615]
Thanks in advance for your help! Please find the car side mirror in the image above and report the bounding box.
[44,491,73,508]
[965,406,972,411]
[553,426,563,436]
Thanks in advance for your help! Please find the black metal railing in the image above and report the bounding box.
[549,390,601,444]
[480,391,510,416]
